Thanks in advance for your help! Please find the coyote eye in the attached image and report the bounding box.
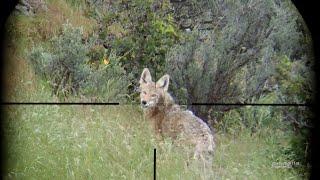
[151,94,158,98]
[142,91,147,95]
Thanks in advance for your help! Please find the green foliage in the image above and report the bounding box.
[87,45,106,67]
[274,55,312,168]
[276,55,314,104]
[216,92,311,173]
[29,23,91,97]
[6,0,313,178]
[216,93,281,134]
[4,104,305,179]
[165,0,313,121]
[81,51,133,103]
[89,0,180,79]
[29,23,131,101]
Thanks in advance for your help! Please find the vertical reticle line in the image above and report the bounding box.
[154,67,158,89]
[154,148,156,180]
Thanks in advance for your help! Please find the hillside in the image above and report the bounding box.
[3,0,313,179]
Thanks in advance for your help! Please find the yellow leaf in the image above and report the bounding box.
[103,58,110,65]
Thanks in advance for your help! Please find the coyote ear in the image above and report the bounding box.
[140,68,152,84]
[156,74,170,91]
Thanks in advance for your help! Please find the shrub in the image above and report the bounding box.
[29,23,131,101]
[28,46,52,79]
[81,51,133,103]
[86,0,181,85]
[30,23,91,98]
[274,55,313,169]
[165,0,313,122]
[165,2,313,170]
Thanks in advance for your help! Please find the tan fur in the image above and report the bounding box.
[139,68,215,166]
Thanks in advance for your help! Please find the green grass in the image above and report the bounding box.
[2,64,305,179]
[4,103,304,179]
[3,0,307,179]
[4,105,154,179]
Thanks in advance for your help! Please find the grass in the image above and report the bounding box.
[4,105,154,179]
[3,104,304,179]
[3,0,307,179]
[2,51,305,179]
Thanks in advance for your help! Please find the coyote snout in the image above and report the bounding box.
[139,68,215,166]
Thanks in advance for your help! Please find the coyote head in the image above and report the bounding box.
[139,68,170,108]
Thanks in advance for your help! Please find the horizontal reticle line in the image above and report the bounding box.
[0,102,120,105]
[191,103,311,107]
[0,102,311,107]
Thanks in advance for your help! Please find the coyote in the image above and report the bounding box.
[139,68,215,165]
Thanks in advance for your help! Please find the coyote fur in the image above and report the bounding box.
[139,68,215,164]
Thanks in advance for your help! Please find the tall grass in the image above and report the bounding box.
[3,55,304,179]
[3,0,307,179]
[4,105,153,179]
[4,104,303,179]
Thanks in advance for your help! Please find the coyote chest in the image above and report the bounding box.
[139,68,215,161]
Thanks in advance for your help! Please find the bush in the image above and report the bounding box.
[165,0,313,121]
[29,23,91,97]
[165,1,313,171]
[81,51,133,103]
[274,55,313,169]
[86,0,181,84]
[29,23,131,101]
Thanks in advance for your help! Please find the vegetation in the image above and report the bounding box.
[3,0,313,179]
[29,23,131,102]
[165,0,313,112]
[165,0,313,172]
[4,104,304,179]
[87,0,181,91]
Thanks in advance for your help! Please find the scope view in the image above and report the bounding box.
[2,0,314,179]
